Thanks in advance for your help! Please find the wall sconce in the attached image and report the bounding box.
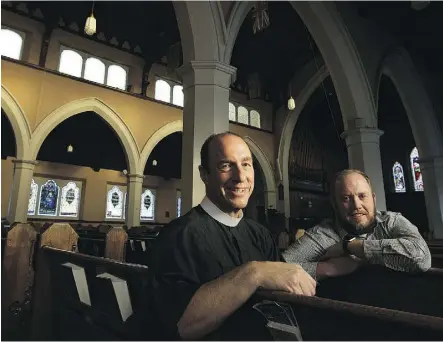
[67,144,74,153]
[288,96,295,110]
[122,169,128,177]
[152,160,158,166]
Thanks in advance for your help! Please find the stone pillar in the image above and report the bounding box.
[7,159,38,223]
[178,61,236,214]
[419,156,443,239]
[341,127,387,210]
[125,174,144,228]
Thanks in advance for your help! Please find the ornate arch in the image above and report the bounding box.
[1,85,32,159]
[244,136,277,210]
[379,47,443,159]
[137,120,183,175]
[225,1,377,129]
[30,98,139,173]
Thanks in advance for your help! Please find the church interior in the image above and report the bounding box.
[1,1,443,340]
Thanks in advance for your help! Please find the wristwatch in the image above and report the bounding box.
[342,234,357,254]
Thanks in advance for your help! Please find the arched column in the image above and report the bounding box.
[29,98,139,174]
[7,159,38,223]
[277,65,329,221]
[225,1,377,130]
[137,120,183,175]
[125,173,144,228]
[380,47,443,238]
[1,85,32,160]
[243,136,277,210]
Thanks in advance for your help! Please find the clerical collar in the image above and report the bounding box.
[200,196,243,227]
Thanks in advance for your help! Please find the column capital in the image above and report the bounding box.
[177,60,237,88]
[127,173,144,181]
[12,159,38,166]
[340,127,384,146]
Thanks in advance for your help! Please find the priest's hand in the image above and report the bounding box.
[254,261,316,296]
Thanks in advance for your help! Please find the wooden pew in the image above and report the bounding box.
[125,225,160,266]
[31,246,152,341]
[2,222,78,340]
[428,240,443,268]
[76,225,128,262]
[315,265,443,317]
[256,290,443,340]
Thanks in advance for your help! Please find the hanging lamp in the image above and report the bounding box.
[84,1,96,36]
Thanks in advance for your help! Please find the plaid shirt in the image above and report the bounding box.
[283,211,432,278]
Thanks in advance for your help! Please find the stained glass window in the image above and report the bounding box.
[59,182,80,217]
[177,196,181,218]
[84,57,106,84]
[172,85,184,107]
[27,179,38,215]
[59,49,83,77]
[392,162,406,193]
[229,102,236,121]
[410,147,424,191]
[140,189,155,221]
[250,110,261,128]
[237,106,249,125]
[155,80,171,103]
[106,185,124,219]
[1,28,24,60]
[107,65,127,90]
[38,180,60,216]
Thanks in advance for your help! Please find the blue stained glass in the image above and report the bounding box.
[38,180,59,216]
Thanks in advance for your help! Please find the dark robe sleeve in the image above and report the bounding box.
[149,223,204,339]
[261,222,284,262]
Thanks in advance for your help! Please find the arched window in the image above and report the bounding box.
[107,64,127,90]
[172,85,184,107]
[59,49,83,77]
[229,102,236,121]
[392,162,406,193]
[27,179,38,215]
[155,80,171,103]
[410,147,424,191]
[106,185,124,219]
[84,57,106,84]
[38,180,60,216]
[140,189,155,221]
[237,106,249,125]
[59,182,80,217]
[250,110,261,128]
[1,28,24,60]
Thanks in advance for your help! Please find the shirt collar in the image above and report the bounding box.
[200,196,243,227]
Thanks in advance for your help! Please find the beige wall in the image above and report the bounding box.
[1,158,181,223]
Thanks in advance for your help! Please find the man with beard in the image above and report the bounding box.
[149,132,315,340]
[283,169,431,280]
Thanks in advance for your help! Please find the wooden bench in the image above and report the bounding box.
[31,246,152,341]
[315,265,443,317]
[257,290,443,340]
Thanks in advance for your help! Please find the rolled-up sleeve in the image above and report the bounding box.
[363,214,431,273]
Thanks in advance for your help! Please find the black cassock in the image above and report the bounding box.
[148,205,282,340]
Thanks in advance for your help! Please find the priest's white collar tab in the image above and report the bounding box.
[200,196,243,227]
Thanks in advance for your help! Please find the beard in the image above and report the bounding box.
[336,207,377,235]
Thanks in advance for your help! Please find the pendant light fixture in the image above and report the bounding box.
[67,144,74,153]
[287,84,295,110]
[84,1,96,36]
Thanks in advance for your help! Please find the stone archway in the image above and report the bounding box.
[243,136,277,211]
[225,1,377,130]
[379,47,443,239]
[137,120,183,175]
[1,85,32,160]
[30,98,139,173]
